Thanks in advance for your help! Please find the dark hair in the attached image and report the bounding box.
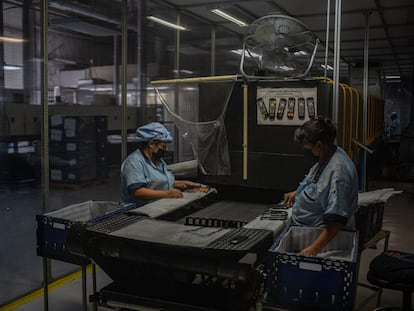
[137,142,149,151]
[294,116,336,146]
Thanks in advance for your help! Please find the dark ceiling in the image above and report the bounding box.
[151,0,414,84]
[5,0,414,85]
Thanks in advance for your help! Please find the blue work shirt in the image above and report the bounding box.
[120,149,175,206]
[292,146,358,230]
[389,118,401,137]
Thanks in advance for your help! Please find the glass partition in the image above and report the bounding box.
[215,28,244,76]
[0,0,244,307]
[0,0,126,306]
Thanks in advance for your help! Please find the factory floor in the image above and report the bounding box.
[1,173,413,311]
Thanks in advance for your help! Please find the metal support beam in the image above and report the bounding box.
[332,0,342,124]
[210,25,216,76]
[136,0,147,125]
[120,0,128,161]
[0,0,4,148]
[362,12,371,192]
[40,5,50,311]
[23,0,33,104]
[173,12,181,163]
[113,35,119,103]
[324,0,331,81]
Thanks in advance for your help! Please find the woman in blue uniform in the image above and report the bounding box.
[120,122,198,206]
[284,117,358,256]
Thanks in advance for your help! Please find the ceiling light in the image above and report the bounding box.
[321,64,333,71]
[385,75,400,79]
[172,69,194,74]
[3,65,21,70]
[294,50,308,56]
[0,36,24,43]
[147,16,187,31]
[231,49,260,58]
[211,9,247,27]
[53,58,77,65]
[277,65,294,71]
[386,79,401,83]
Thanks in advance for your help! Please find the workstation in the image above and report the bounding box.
[1,1,414,311]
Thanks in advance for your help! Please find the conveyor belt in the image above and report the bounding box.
[206,227,272,251]
[87,214,145,234]
[178,200,271,224]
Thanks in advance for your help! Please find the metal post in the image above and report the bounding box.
[243,82,248,180]
[42,257,49,311]
[332,0,342,124]
[136,0,147,125]
[362,12,371,191]
[113,35,119,104]
[120,0,128,161]
[175,14,180,79]
[0,0,5,168]
[92,264,97,311]
[40,2,53,304]
[23,0,33,104]
[211,25,216,76]
[324,0,331,81]
[81,265,87,311]
[173,13,181,163]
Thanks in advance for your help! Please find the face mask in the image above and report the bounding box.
[153,148,167,160]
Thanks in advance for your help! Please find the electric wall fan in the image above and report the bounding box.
[240,14,319,79]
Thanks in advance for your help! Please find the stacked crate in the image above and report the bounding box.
[49,115,107,185]
[95,115,109,179]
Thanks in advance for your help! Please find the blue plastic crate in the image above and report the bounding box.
[266,226,358,311]
[36,200,135,265]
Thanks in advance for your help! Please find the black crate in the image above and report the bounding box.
[355,202,385,246]
[267,226,358,311]
[50,152,97,167]
[36,200,135,265]
[50,166,97,183]
[49,116,96,142]
[50,141,97,154]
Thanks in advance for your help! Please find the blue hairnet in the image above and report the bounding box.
[136,122,173,143]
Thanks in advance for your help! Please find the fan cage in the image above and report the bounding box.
[240,14,319,79]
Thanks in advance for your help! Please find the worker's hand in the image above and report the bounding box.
[174,180,200,190]
[283,191,296,206]
[164,189,184,199]
[299,246,321,256]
